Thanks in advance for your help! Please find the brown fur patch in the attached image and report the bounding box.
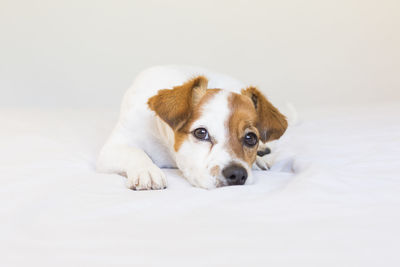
[148,76,221,151]
[210,165,220,177]
[148,76,208,130]
[227,93,259,166]
[173,89,220,151]
[241,87,288,142]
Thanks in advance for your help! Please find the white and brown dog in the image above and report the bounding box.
[97,66,287,190]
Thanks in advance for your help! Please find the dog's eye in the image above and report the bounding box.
[193,128,210,141]
[244,132,258,147]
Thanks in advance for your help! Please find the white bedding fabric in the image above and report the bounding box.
[1,103,400,267]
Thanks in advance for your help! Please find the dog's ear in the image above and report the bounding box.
[148,76,208,130]
[241,87,288,142]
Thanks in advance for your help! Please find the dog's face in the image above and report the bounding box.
[148,76,287,189]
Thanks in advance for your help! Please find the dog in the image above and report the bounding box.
[97,65,288,190]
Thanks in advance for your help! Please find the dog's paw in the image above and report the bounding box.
[126,164,167,190]
[254,154,273,170]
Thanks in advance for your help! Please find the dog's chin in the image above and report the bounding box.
[215,177,228,188]
[244,173,254,185]
[185,172,254,189]
[183,174,224,189]
[181,166,254,189]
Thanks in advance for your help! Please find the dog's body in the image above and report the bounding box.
[97,65,287,190]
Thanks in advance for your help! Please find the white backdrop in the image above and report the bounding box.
[1,0,399,108]
[2,2,400,266]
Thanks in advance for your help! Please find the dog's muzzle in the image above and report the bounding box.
[222,165,248,185]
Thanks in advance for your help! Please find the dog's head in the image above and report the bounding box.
[148,76,287,189]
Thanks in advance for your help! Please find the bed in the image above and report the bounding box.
[1,103,399,266]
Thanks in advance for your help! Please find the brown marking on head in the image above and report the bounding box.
[173,89,220,150]
[210,165,220,177]
[148,76,220,151]
[148,76,208,130]
[241,87,288,142]
[227,93,259,166]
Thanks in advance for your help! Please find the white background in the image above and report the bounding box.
[1,0,399,109]
[1,2,400,266]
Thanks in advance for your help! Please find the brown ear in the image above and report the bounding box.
[241,87,288,142]
[147,76,208,130]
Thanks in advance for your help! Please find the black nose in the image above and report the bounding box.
[222,165,248,185]
[257,147,271,157]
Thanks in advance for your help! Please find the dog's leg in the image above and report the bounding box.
[253,141,277,170]
[97,127,167,190]
[254,153,274,170]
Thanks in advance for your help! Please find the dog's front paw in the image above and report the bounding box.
[254,154,273,170]
[126,164,167,190]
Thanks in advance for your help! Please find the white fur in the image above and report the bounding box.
[254,140,278,170]
[97,65,266,190]
[174,90,253,188]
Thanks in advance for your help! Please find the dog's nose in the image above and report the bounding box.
[222,165,248,185]
[257,147,271,157]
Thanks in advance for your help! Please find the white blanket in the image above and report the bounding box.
[1,104,399,266]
